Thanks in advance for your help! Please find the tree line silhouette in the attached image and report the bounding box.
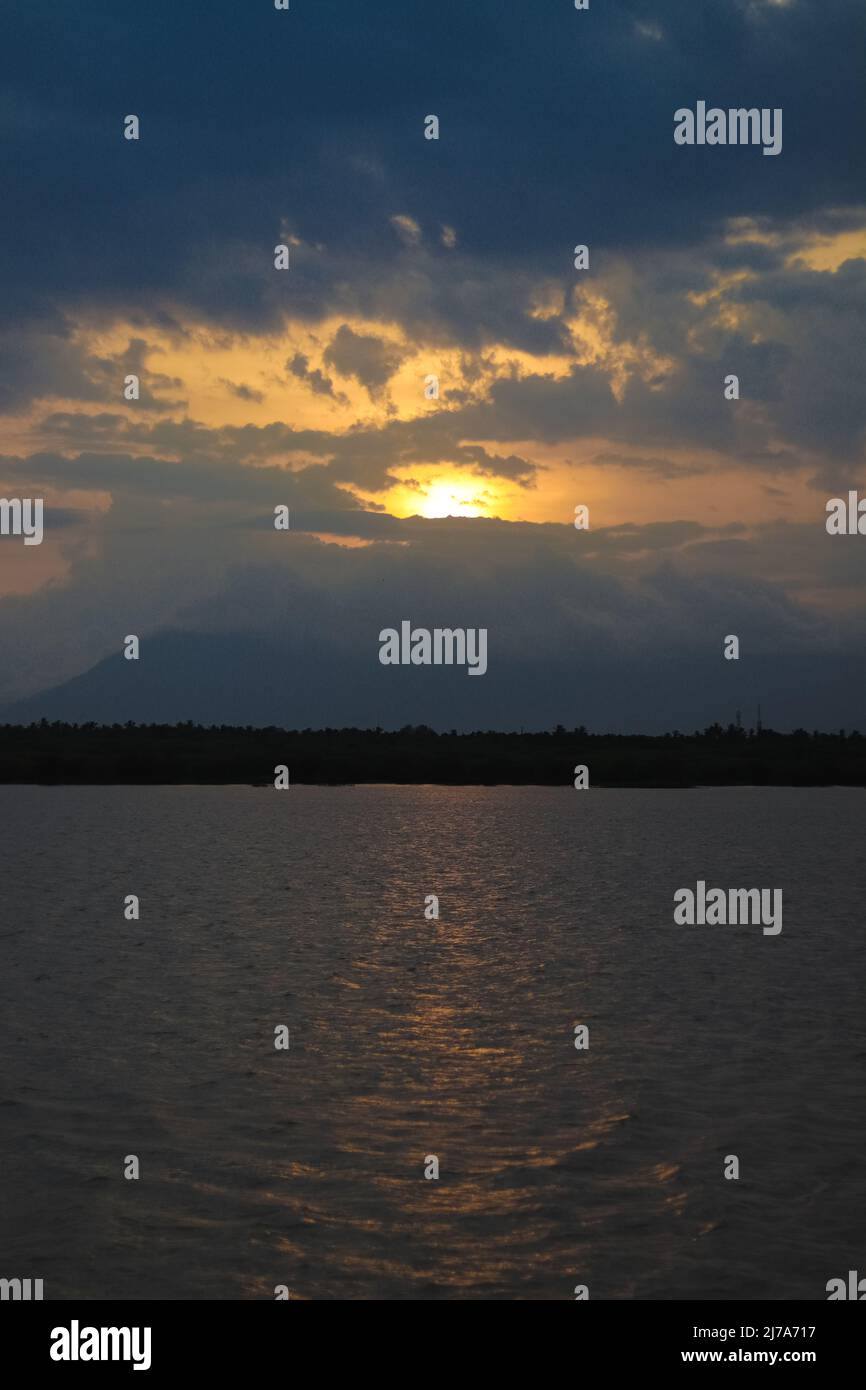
[0,721,863,785]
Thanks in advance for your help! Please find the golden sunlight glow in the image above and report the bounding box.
[791,227,866,273]
[378,469,499,519]
[418,481,488,518]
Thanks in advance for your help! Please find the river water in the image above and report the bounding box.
[1,785,863,1300]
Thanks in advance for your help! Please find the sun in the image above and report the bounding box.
[419,482,487,519]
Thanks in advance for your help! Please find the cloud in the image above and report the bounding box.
[287,352,345,401]
[1,0,863,338]
[0,328,185,414]
[219,379,264,404]
[0,0,863,732]
[390,214,422,247]
[591,452,706,479]
[0,504,863,729]
[323,324,408,395]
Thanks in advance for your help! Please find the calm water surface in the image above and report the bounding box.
[1,785,864,1300]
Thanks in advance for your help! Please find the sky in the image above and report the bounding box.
[0,0,864,730]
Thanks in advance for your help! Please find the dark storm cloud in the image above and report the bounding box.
[20,408,542,492]
[323,324,407,393]
[0,449,360,511]
[1,0,863,335]
[15,207,865,483]
[287,353,344,400]
[727,255,866,462]
[0,324,99,412]
[0,327,186,414]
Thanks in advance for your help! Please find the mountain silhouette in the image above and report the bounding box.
[2,628,864,734]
